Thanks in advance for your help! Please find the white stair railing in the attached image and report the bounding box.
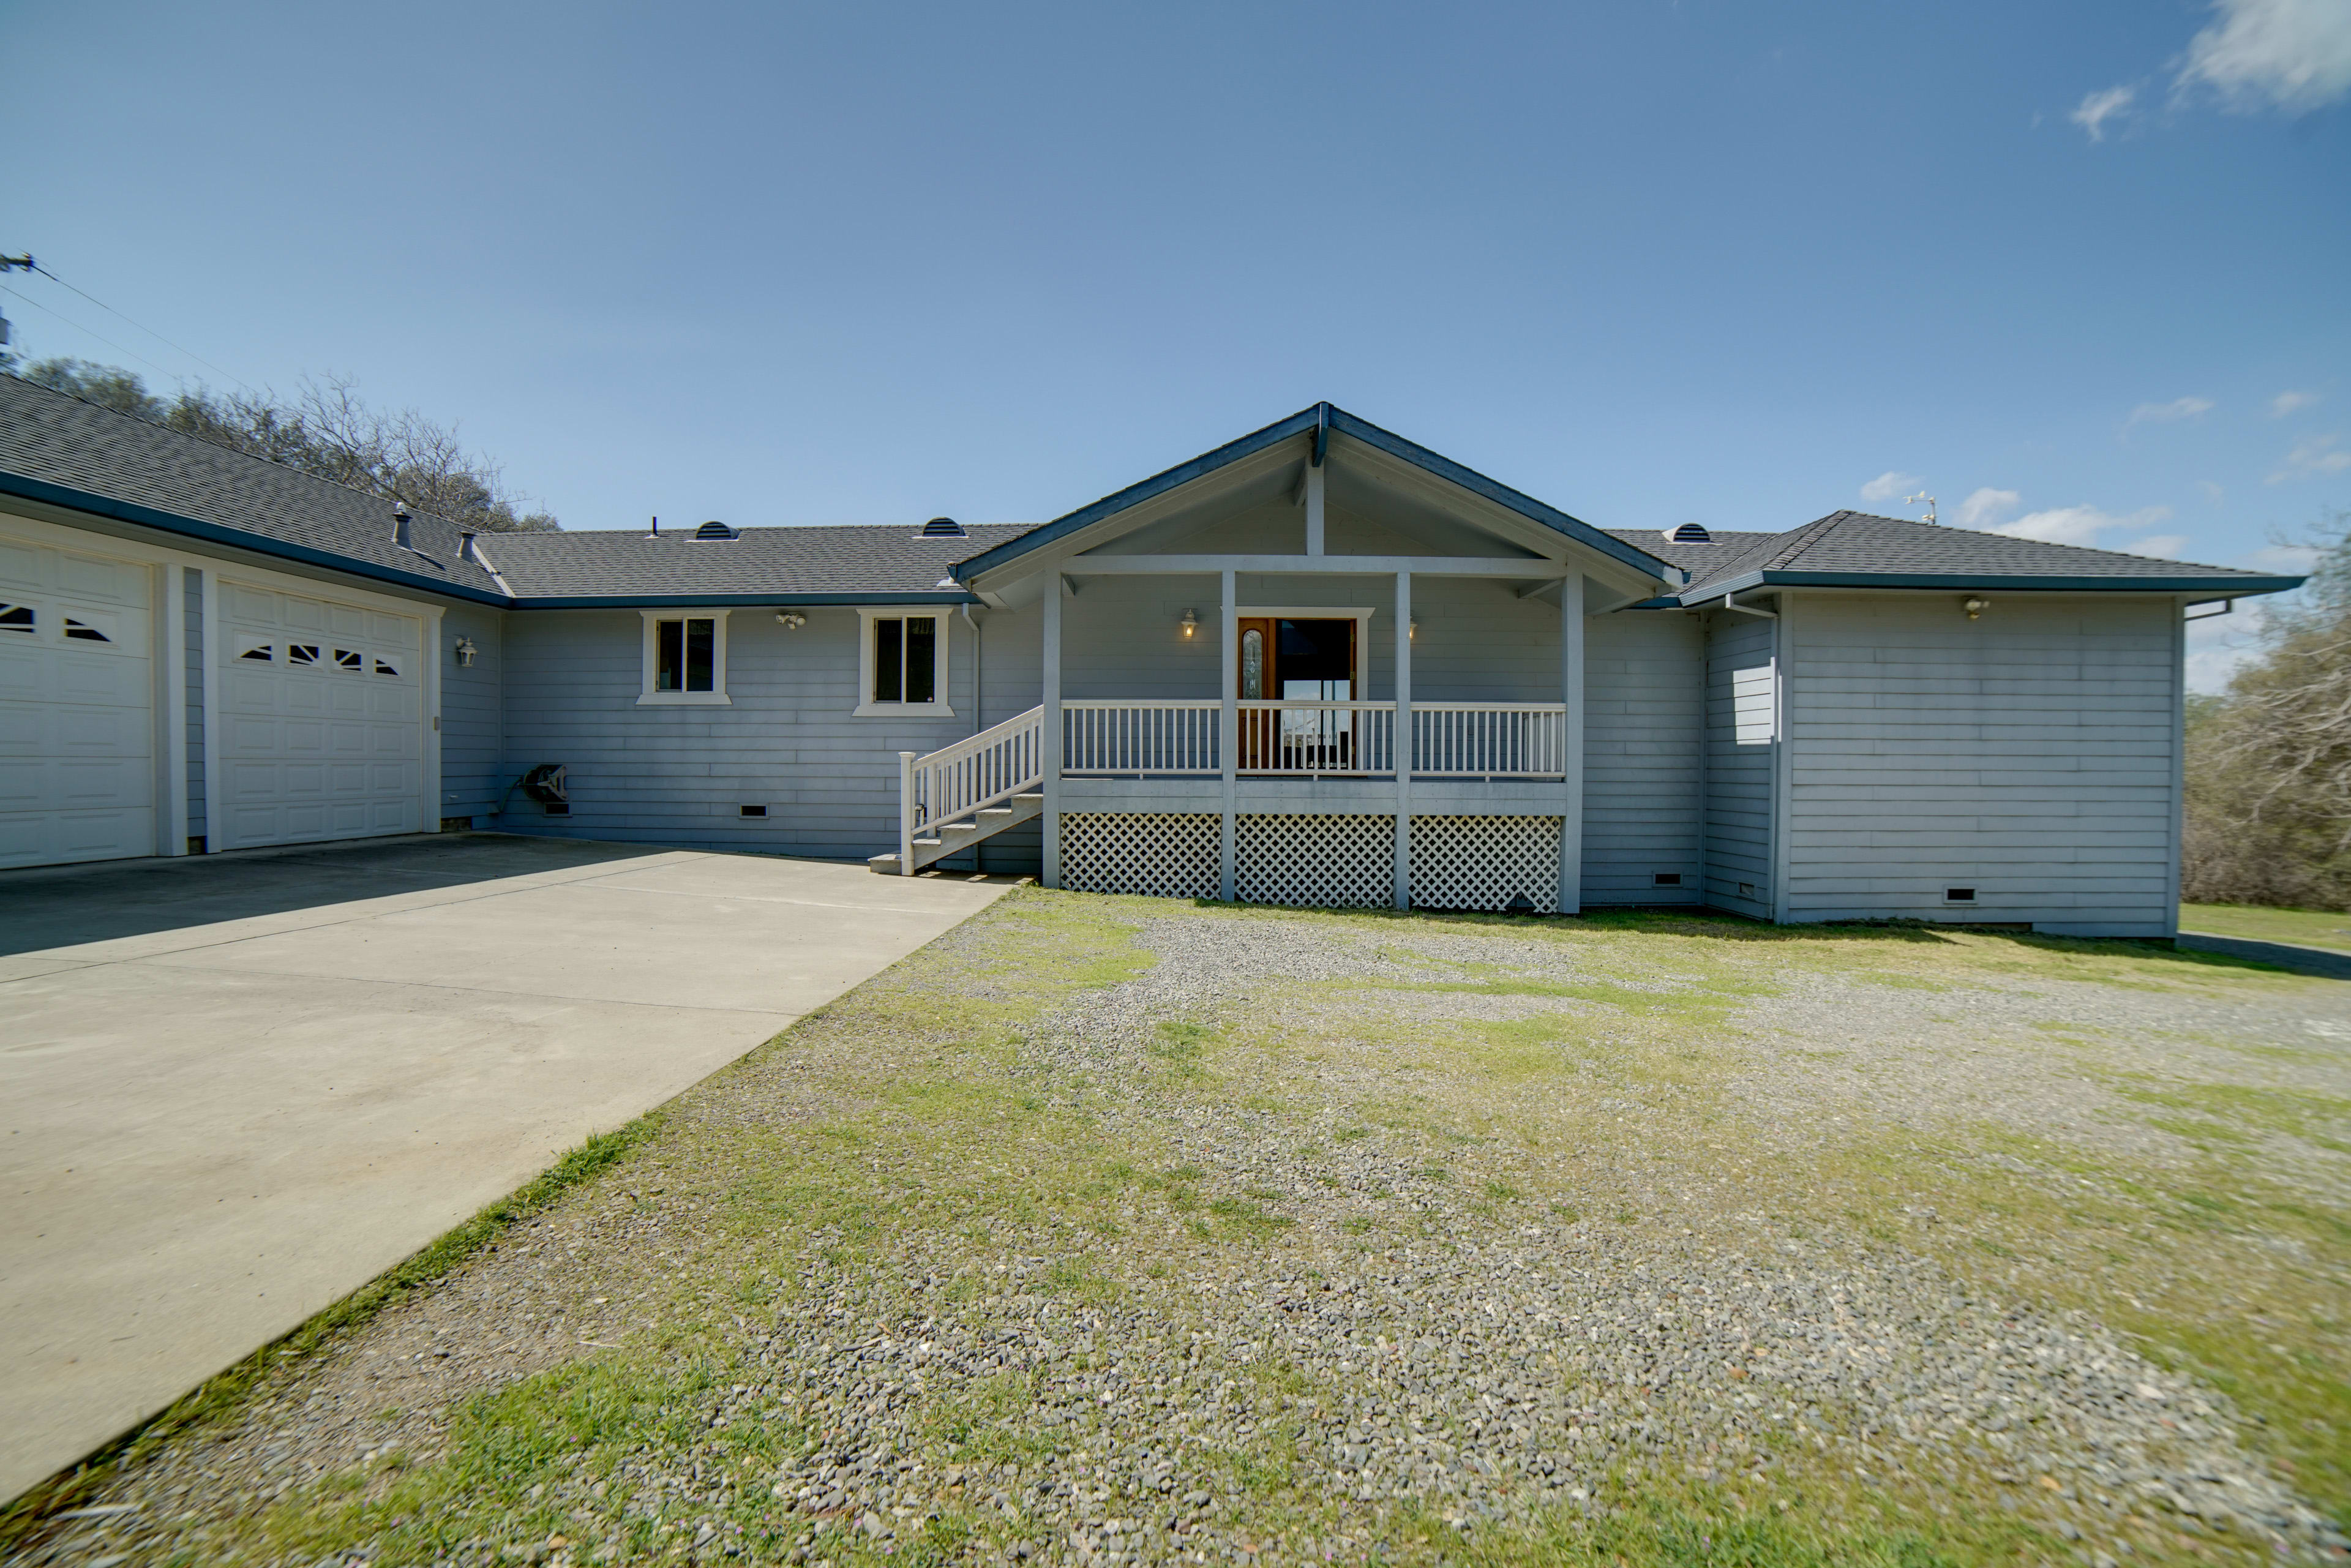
[898,705,1045,874]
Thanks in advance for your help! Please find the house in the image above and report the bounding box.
[0,378,2301,935]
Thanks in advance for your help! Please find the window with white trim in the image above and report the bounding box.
[855,608,952,717]
[638,610,731,705]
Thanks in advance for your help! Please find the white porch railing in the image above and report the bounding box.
[1238,699,1395,775]
[1051,699,1564,778]
[899,704,1045,874]
[1411,702,1568,777]
[1062,699,1223,774]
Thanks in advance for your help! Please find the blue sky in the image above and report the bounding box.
[5,1,2346,684]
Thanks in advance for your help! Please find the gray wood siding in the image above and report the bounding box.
[1704,613,1777,919]
[1782,593,2179,936]
[184,566,204,841]
[440,604,508,823]
[498,606,988,860]
[1581,609,1703,906]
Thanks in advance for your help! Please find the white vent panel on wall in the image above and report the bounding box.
[1060,812,1220,899]
[1731,663,1777,745]
[1410,815,1562,912]
[1235,813,1395,908]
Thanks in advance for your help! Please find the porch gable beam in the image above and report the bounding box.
[1062,554,1570,578]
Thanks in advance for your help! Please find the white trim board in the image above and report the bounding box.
[854,606,956,719]
[636,608,733,707]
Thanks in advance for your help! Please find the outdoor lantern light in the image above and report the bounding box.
[775,611,807,629]
[1409,617,1419,640]
[1963,597,1989,620]
[1179,608,1198,638]
[453,636,477,667]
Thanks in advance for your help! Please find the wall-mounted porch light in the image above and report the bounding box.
[1963,597,1989,620]
[1408,617,1419,640]
[775,611,808,629]
[453,636,478,667]
[1179,608,1199,639]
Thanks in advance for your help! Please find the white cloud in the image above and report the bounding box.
[2267,432,2351,482]
[2126,396,2216,427]
[2177,0,2351,112]
[1986,502,2175,547]
[2071,83,2138,139]
[1859,470,1923,505]
[2247,542,2320,573]
[1952,487,2020,531]
[2124,534,2189,560]
[2199,479,2227,503]
[2270,389,2321,417]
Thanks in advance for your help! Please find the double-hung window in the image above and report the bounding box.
[855,609,951,717]
[639,610,730,705]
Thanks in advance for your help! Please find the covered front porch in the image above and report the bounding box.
[874,403,1677,910]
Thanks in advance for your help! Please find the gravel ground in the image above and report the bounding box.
[9,896,2349,1568]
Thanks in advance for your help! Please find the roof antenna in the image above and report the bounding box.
[1905,490,1938,526]
[649,514,659,538]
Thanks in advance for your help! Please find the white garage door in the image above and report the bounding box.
[217,580,423,850]
[0,529,157,869]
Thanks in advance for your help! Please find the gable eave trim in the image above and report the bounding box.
[1323,408,1673,580]
[0,468,515,608]
[1676,568,2308,601]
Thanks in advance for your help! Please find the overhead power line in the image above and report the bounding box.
[0,282,188,389]
[28,261,257,393]
[0,251,259,395]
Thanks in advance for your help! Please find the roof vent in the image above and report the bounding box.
[694,520,739,541]
[918,516,967,538]
[1664,522,1711,544]
[392,506,414,550]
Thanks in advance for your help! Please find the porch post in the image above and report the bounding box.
[1558,571,1584,914]
[1042,579,1062,888]
[1219,567,1237,901]
[1394,571,1412,911]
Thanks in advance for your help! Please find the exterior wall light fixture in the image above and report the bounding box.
[453,636,478,667]
[1179,609,1198,639]
[1963,597,1989,620]
[775,611,808,629]
[1409,617,1419,640]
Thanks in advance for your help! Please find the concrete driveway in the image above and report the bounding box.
[0,834,1013,1502]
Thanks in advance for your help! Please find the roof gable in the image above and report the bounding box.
[951,402,1674,587]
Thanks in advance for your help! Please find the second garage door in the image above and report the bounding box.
[216,580,423,850]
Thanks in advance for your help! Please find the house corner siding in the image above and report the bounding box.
[1703,611,1777,918]
[439,604,508,824]
[183,566,206,842]
[1781,593,2179,937]
[1580,608,1703,906]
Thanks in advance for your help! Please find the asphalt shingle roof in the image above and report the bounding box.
[1666,510,2297,601]
[0,373,509,601]
[483,524,1037,602]
[0,378,2303,608]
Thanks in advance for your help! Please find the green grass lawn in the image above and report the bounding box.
[2182,902,2351,953]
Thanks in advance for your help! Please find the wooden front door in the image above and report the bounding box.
[1236,617,1359,771]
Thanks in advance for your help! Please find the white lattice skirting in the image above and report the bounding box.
[1410,815,1562,912]
[1236,814,1396,907]
[1060,813,1220,899]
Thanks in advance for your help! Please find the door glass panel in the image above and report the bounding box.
[1240,629,1263,699]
